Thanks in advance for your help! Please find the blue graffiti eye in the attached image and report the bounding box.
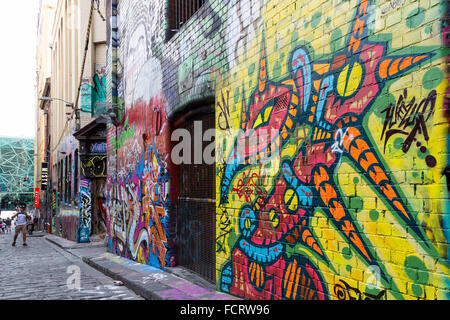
[239,206,257,238]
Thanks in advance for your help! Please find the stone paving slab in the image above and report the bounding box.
[83,252,241,301]
[44,234,240,301]
[28,231,46,237]
[45,234,106,249]
[0,234,143,300]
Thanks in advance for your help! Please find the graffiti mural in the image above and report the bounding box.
[81,66,107,114]
[106,0,175,270]
[51,190,57,234]
[334,279,386,300]
[104,0,449,299]
[217,0,449,300]
[81,156,107,178]
[78,179,92,243]
[90,142,107,153]
[105,0,232,271]
[107,141,175,269]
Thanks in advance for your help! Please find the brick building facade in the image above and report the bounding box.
[35,0,107,242]
[104,0,450,300]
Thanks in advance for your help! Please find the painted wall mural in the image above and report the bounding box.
[106,0,176,270]
[51,190,57,234]
[81,156,107,178]
[104,0,449,299]
[81,66,107,114]
[78,179,92,243]
[107,137,175,268]
[216,0,449,300]
[105,0,231,271]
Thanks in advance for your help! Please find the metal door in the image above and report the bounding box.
[177,111,216,284]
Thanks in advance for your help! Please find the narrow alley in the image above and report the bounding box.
[0,233,142,300]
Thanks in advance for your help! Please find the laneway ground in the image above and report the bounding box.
[45,234,239,301]
[0,233,143,300]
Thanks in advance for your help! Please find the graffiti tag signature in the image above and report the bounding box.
[380,89,436,154]
[334,280,386,300]
[232,170,268,203]
[217,90,231,131]
[216,206,233,254]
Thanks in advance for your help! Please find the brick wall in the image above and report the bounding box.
[216,0,449,300]
[105,0,449,300]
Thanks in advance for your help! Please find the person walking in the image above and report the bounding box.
[11,203,32,246]
[5,218,11,234]
[0,219,5,234]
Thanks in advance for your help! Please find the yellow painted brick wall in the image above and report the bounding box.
[216,0,449,300]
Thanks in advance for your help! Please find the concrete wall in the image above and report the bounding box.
[106,0,449,300]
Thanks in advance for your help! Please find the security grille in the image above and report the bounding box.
[177,111,216,284]
[167,0,206,40]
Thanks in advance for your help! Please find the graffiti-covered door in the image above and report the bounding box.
[90,179,107,238]
[177,110,216,284]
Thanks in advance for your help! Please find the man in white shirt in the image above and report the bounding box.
[11,203,32,246]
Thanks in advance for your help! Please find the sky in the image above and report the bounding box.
[0,1,40,139]
[0,211,15,219]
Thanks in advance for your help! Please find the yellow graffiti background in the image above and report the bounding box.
[216,0,449,300]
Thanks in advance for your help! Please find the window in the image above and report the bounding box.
[74,150,79,202]
[58,161,62,206]
[167,0,206,40]
[64,157,68,203]
[67,154,72,203]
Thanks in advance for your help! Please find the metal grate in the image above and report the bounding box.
[176,199,216,284]
[176,111,216,284]
[167,0,206,40]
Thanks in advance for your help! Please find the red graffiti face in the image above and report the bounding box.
[250,177,303,246]
[324,44,384,125]
[241,85,291,158]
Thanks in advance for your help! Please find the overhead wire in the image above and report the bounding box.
[94,0,106,21]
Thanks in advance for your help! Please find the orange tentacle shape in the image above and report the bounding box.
[342,127,411,222]
[313,166,373,263]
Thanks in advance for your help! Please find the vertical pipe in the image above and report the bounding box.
[179,0,181,29]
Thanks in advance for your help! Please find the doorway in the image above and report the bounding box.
[176,109,216,284]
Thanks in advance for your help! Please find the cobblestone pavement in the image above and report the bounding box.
[0,233,144,300]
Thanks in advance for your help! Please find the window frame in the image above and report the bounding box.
[166,0,206,41]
